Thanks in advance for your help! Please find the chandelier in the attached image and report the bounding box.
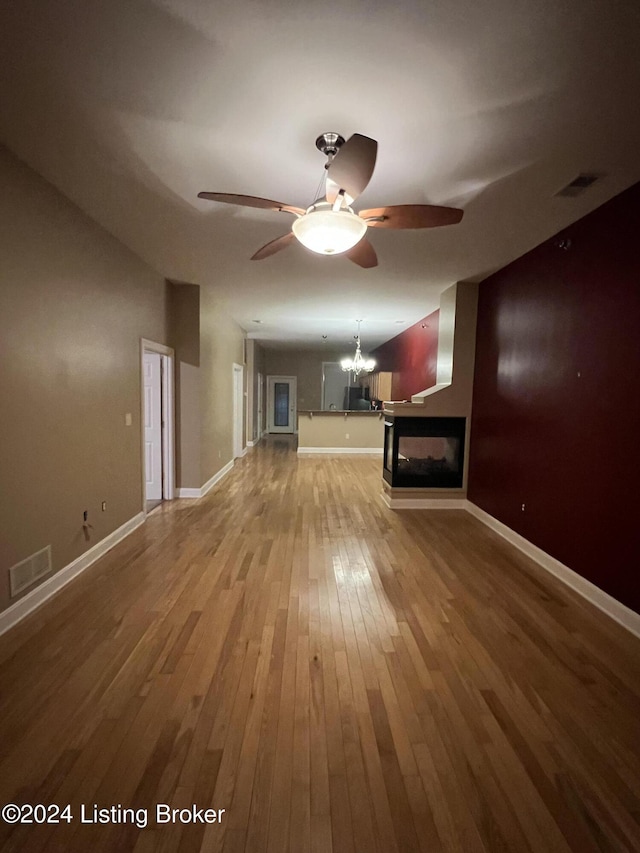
[341,321,376,377]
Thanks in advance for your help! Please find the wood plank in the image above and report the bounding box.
[0,437,638,853]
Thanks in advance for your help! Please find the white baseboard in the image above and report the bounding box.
[465,501,640,639]
[382,494,467,509]
[247,437,261,447]
[175,487,201,498]
[0,512,145,637]
[297,447,383,455]
[176,459,234,500]
[203,459,235,494]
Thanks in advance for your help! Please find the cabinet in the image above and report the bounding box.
[362,371,392,402]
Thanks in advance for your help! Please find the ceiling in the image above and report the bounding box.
[1,0,639,349]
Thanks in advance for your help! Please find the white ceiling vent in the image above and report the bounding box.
[555,174,600,198]
[9,546,52,597]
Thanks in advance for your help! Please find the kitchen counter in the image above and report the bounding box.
[298,409,383,416]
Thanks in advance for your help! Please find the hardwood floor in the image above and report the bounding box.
[1,435,639,852]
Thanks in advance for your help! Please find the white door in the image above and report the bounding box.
[267,376,297,433]
[143,352,162,500]
[233,363,244,458]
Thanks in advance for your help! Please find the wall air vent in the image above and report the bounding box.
[556,174,600,198]
[9,546,52,597]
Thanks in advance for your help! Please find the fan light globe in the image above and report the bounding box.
[292,203,367,255]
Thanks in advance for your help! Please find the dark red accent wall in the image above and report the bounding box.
[468,183,640,613]
[372,310,439,400]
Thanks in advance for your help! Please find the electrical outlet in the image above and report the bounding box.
[101,501,107,512]
[345,433,349,439]
[521,504,526,511]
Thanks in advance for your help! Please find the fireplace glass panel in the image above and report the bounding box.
[383,416,465,488]
[397,436,461,481]
[384,422,394,473]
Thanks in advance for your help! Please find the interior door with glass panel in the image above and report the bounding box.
[267,376,297,433]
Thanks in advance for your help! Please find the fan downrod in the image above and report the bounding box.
[315,132,345,157]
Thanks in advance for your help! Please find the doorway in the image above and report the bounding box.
[322,362,350,410]
[141,340,175,512]
[267,375,297,433]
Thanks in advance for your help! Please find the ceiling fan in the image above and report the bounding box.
[198,132,463,269]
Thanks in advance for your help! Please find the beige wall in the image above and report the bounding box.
[169,283,201,488]
[199,287,245,483]
[297,412,385,449]
[245,339,266,443]
[264,347,346,411]
[255,343,266,438]
[168,283,245,488]
[0,146,169,614]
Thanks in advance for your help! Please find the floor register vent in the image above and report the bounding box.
[9,545,52,597]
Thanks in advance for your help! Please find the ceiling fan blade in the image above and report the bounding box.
[359,204,463,229]
[327,134,377,202]
[250,231,295,261]
[345,238,378,269]
[198,192,304,215]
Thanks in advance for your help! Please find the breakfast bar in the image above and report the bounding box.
[296,410,385,453]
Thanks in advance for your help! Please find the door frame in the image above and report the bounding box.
[140,339,175,508]
[267,375,297,434]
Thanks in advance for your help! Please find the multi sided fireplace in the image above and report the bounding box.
[383,416,466,488]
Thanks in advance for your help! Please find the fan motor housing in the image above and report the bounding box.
[315,132,345,157]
